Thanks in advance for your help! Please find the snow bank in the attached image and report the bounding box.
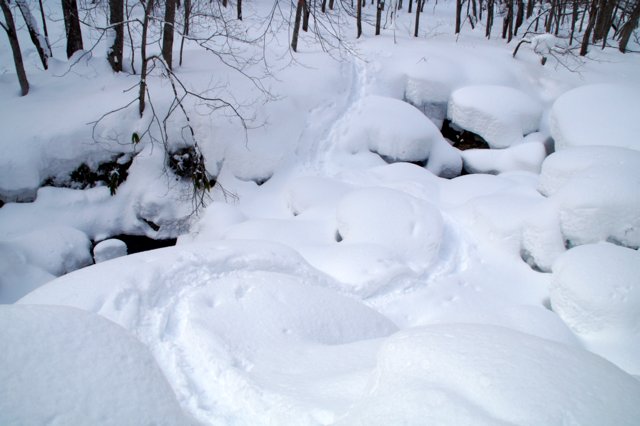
[538,146,640,247]
[339,324,640,425]
[0,304,193,425]
[448,85,543,148]
[462,141,547,174]
[342,96,442,162]
[336,187,443,269]
[550,84,640,151]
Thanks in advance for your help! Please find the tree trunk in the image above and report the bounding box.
[514,0,524,34]
[303,0,310,31]
[526,0,533,18]
[376,0,383,34]
[1,0,29,95]
[619,0,640,52]
[62,0,83,58]
[291,0,304,51]
[357,0,363,37]
[569,0,578,44]
[15,0,49,69]
[580,0,599,55]
[455,0,462,33]
[329,0,334,10]
[237,0,242,19]
[180,0,191,65]
[162,0,176,70]
[486,0,494,38]
[409,0,413,13]
[107,0,124,72]
[139,0,154,116]
[414,0,422,36]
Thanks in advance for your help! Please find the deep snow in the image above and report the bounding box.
[2,0,640,424]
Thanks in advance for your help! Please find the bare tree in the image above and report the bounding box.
[291,0,304,51]
[357,0,363,37]
[618,0,640,51]
[107,0,124,72]
[162,0,177,70]
[62,0,83,58]
[1,0,29,95]
[414,0,422,36]
[15,0,50,69]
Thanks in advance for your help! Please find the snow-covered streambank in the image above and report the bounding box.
[3,1,640,424]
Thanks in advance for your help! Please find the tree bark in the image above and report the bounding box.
[486,0,494,38]
[107,0,124,72]
[237,0,242,19]
[180,0,191,65]
[1,0,29,95]
[414,0,422,36]
[376,0,383,34]
[619,0,640,52]
[357,0,363,37]
[15,0,49,69]
[303,0,310,32]
[455,0,462,33]
[291,0,304,51]
[139,0,154,117]
[61,0,83,58]
[162,0,176,70]
[580,0,599,55]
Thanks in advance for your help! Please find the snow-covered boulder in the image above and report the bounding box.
[93,238,127,263]
[550,242,640,374]
[339,324,640,425]
[448,85,543,148]
[343,96,443,163]
[336,187,443,269]
[550,84,640,151]
[538,146,640,247]
[462,141,547,174]
[0,304,194,425]
[426,137,463,178]
[550,242,640,335]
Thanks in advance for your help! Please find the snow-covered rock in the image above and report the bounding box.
[538,146,640,247]
[550,84,640,151]
[339,324,640,425]
[550,242,640,375]
[336,187,443,269]
[343,96,443,162]
[93,238,127,263]
[448,85,543,148]
[462,141,547,174]
[0,304,194,425]
[426,137,463,178]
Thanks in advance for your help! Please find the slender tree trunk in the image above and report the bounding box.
[61,0,83,58]
[139,0,154,116]
[409,0,413,13]
[486,0,494,37]
[376,0,383,34]
[514,0,524,34]
[546,0,555,32]
[15,0,49,69]
[291,0,304,51]
[619,0,640,52]
[455,0,463,33]
[303,0,310,31]
[526,0,533,18]
[107,0,124,72]
[329,0,334,10]
[1,0,29,95]
[180,0,191,65]
[414,0,422,36]
[162,0,176,69]
[569,0,578,44]
[580,0,599,55]
[237,0,242,19]
[357,0,363,37]
[322,0,326,13]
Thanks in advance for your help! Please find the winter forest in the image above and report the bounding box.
[1,0,640,423]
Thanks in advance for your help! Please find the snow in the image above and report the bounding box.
[538,146,640,247]
[93,238,127,263]
[339,324,640,425]
[0,304,195,425]
[448,85,543,148]
[550,242,640,375]
[550,84,640,151]
[3,1,640,423]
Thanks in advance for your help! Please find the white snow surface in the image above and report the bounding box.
[448,85,543,148]
[3,1,640,424]
[0,304,195,425]
[550,84,640,151]
[93,238,127,263]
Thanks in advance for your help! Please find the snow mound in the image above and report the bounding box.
[0,304,193,426]
[336,187,443,269]
[462,141,547,174]
[93,238,127,263]
[339,324,640,425]
[343,96,442,162]
[550,242,640,374]
[426,137,463,178]
[448,85,543,148]
[286,176,352,216]
[538,146,640,247]
[551,242,640,335]
[550,84,640,151]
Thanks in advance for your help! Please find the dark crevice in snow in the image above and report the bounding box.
[520,248,546,273]
[106,234,177,255]
[373,151,428,167]
[335,231,343,242]
[441,119,490,150]
[141,218,161,232]
[542,298,553,311]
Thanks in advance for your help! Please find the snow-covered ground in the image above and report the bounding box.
[2,0,640,424]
